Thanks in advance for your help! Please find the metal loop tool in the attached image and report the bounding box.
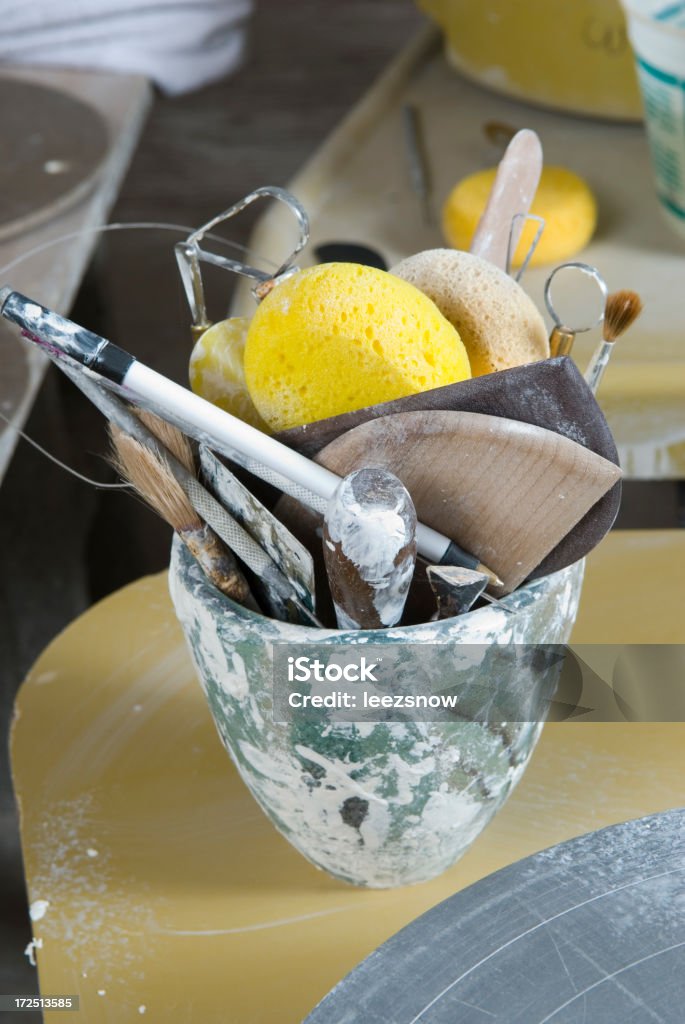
[544,261,608,357]
[506,213,546,282]
[175,186,310,339]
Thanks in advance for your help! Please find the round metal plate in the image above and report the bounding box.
[0,78,109,241]
[305,809,685,1023]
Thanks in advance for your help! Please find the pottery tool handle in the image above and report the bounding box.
[469,128,543,271]
[323,468,417,631]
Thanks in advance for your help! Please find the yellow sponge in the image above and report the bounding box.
[244,263,471,432]
[442,165,597,267]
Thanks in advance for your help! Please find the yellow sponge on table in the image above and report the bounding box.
[442,166,598,268]
[244,263,471,432]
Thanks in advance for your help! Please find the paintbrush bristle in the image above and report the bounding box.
[603,290,643,344]
[110,426,201,534]
[135,409,195,472]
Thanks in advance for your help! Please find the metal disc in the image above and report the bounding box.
[0,78,109,242]
[305,810,685,1023]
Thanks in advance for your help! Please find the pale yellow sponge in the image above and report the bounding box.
[442,166,598,268]
[189,317,269,431]
[243,263,471,431]
[392,249,549,377]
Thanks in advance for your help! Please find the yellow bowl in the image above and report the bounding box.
[419,0,642,121]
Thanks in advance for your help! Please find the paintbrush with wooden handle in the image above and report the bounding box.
[120,411,322,626]
[585,289,643,395]
[110,425,258,608]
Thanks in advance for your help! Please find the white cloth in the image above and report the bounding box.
[0,0,253,95]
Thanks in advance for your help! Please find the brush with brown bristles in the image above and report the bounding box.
[135,408,196,473]
[110,425,256,608]
[585,289,644,395]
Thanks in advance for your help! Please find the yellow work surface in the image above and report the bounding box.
[11,531,685,1022]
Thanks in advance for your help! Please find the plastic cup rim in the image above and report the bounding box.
[622,0,685,38]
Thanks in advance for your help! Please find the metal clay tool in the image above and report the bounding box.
[199,445,316,611]
[402,103,433,225]
[426,565,489,619]
[174,185,310,339]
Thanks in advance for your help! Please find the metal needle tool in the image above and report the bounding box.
[402,103,433,226]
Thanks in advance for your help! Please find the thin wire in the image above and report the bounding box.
[0,221,279,279]
[507,213,545,282]
[0,411,130,490]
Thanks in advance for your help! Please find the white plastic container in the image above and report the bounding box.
[622,0,685,238]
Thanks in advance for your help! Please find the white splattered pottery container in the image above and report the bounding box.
[169,538,584,888]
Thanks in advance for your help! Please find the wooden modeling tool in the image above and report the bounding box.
[469,128,543,271]
[275,357,621,580]
[323,468,417,630]
[585,289,643,395]
[427,566,489,619]
[109,426,256,608]
[302,410,622,595]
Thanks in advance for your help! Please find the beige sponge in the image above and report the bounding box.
[392,249,549,376]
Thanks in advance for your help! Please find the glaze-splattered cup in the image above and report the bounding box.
[169,539,584,888]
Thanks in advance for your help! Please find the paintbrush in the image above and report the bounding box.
[109,426,256,608]
[136,407,195,472]
[585,289,643,395]
[55,366,320,625]
[323,468,417,630]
